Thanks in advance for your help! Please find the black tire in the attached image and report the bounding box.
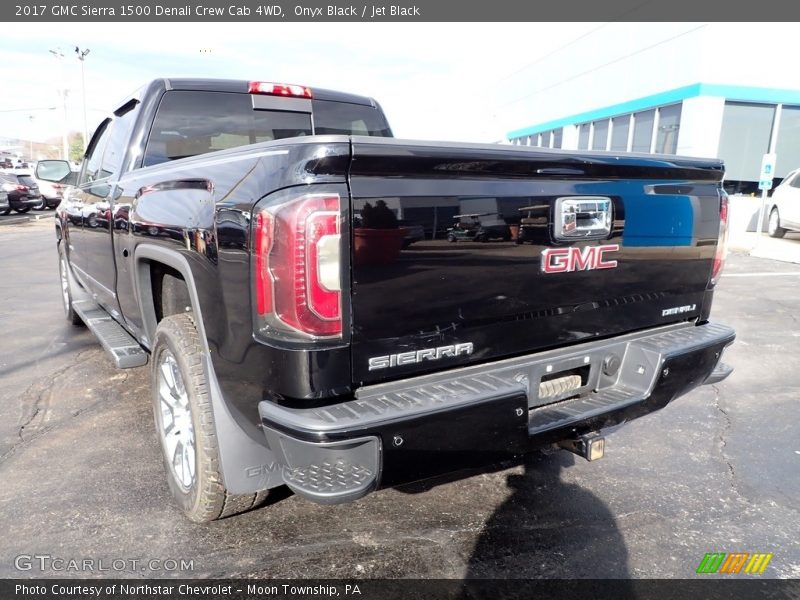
[768,207,786,238]
[15,206,31,214]
[33,198,47,211]
[447,234,457,243]
[57,243,83,326]
[152,313,268,522]
[0,207,10,216]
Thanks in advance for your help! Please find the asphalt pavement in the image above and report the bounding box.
[0,218,798,579]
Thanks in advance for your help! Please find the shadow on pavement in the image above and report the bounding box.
[462,450,633,582]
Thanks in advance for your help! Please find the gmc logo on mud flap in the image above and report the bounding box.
[541,244,620,274]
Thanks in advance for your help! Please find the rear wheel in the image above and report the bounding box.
[447,234,457,243]
[15,207,30,214]
[0,207,10,216]
[152,313,268,522]
[768,207,786,238]
[33,198,47,211]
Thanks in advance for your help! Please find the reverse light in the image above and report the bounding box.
[248,81,312,99]
[254,194,342,339]
[710,190,729,286]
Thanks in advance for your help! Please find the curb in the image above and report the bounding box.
[0,213,53,227]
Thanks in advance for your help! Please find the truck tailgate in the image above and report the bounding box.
[347,139,724,386]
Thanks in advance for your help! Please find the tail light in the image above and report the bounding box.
[254,193,342,340]
[16,185,28,192]
[710,190,729,286]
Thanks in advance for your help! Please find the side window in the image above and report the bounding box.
[100,100,139,180]
[79,120,113,186]
[790,172,800,189]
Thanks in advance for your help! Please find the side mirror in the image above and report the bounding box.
[35,160,72,183]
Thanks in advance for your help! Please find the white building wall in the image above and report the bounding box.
[502,23,799,140]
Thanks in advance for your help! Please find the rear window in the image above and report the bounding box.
[312,99,391,136]
[143,90,313,167]
[142,90,392,168]
[18,176,36,186]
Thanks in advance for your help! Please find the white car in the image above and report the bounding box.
[769,168,800,237]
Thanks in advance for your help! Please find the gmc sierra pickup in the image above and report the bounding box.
[39,78,735,522]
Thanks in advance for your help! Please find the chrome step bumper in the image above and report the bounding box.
[260,321,735,504]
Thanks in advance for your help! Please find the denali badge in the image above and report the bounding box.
[541,244,619,274]
[368,343,474,371]
[662,304,696,317]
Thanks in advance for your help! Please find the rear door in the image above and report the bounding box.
[70,99,139,316]
[66,119,113,280]
[347,140,724,386]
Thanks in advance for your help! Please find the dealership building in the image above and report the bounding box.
[503,24,800,194]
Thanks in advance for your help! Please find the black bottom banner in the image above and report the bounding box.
[2,579,799,600]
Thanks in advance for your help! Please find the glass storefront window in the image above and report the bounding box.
[655,104,681,154]
[592,119,609,150]
[578,123,590,149]
[718,102,776,182]
[632,109,655,153]
[610,115,630,151]
[775,105,800,178]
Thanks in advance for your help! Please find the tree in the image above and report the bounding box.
[68,133,85,163]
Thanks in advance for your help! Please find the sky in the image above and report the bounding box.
[0,22,790,153]
[0,22,601,147]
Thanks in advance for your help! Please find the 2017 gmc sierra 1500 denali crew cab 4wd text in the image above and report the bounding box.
[37,78,735,522]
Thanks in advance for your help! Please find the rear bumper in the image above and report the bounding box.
[259,321,735,504]
[9,197,40,208]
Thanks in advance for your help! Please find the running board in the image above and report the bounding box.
[72,300,148,368]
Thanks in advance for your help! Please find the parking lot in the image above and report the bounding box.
[0,216,799,579]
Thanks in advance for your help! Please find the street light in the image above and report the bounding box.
[48,48,69,161]
[28,115,34,160]
[75,46,90,151]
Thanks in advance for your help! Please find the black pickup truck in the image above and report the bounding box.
[38,78,734,522]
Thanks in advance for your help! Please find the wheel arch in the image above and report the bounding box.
[133,244,281,495]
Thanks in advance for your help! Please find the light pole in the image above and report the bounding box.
[28,115,34,161]
[75,46,90,151]
[48,48,69,161]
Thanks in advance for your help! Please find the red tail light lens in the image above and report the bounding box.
[248,81,312,99]
[254,193,342,339]
[16,185,28,192]
[710,190,729,285]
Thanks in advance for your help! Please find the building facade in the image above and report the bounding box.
[503,24,800,194]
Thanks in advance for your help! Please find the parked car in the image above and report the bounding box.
[398,219,425,247]
[33,167,77,210]
[0,173,41,214]
[768,168,800,237]
[447,213,511,242]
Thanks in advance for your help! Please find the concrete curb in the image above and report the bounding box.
[0,213,53,226]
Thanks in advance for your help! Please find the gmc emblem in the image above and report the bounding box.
[541,244,619,273]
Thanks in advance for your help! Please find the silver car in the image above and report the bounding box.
[768,168,800,237]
